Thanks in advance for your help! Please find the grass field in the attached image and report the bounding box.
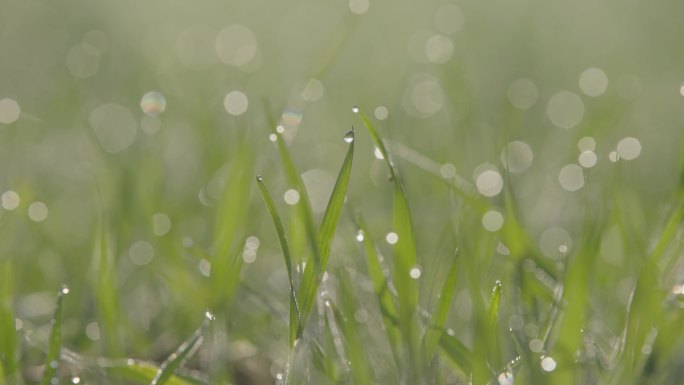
[1,0,684,384]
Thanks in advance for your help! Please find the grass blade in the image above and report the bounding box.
[39,286,69,385]
[331,272,374,385]
[92,221,123,357]
[357,108,421,377]
[150,313,213,385]
[297,129,355,326]
[424,252,459,363]
[210,144,254,305]
[105,359,208,385]
[262,101,321,269]
[0,261,17,383]
[256,175,302,346]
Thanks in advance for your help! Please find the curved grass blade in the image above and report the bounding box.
[256,175,302,346]
[0,261,17,383]
[40,285,69,385]
[424,252,459,363]
[297,129,355,326]
[150,313,213,385]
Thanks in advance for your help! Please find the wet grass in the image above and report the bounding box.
[2,0,684,384]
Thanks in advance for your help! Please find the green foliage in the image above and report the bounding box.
[2,1,684,384]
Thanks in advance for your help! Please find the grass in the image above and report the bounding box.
[1,0,684,384]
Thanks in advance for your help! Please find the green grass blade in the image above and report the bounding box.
[354,216,403,371]
[355,109,397,180]
[0,261,17,382]
[263,102,321,268]
[105,359,208,385]
[439,334,472,373]
[424,252,459,362]
[297,129,355,326]
[92,222,122,357]
[332,273,374,385]
[210,144,254,305]
[316,129,355,269]
[357,108,421,376]
[488,280,502,331]
[256,175,302,345]
[150,313,213,385]
[39,286,68,385]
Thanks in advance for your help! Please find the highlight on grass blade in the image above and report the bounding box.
[256,174,302,345]
[104,359,209,385]
[39,285,69,385]
[150,312,214,385]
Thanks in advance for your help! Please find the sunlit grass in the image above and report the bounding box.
[1,0,684,384]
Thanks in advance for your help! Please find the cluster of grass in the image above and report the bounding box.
[2,0,684,384]
[2,102,684,384]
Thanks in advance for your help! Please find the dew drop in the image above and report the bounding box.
[71,377,81,384]
[344,129,355,143]
[50,360,59,369]
[269,133,277,142]
[386,232,399,245]
[60,285,70,295]
[205,310,215,321]
[351,105,359,114]
[284,189,300,205]
[409,266,422,279]
[540,355,557,372]
[356,230,365,242]
[498,370,514,385]
[256,175,263,182]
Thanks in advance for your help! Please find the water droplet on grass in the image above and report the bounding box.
[356,230,365,242]
[205,310,215,321]
[386,232,399,244]
[540,355,557,372]
[498,370,514,385]
[256,175,263,182]
[351,105,359,114]
[344,129,355,143]
[60,285,70,295]
[409,266,422,279]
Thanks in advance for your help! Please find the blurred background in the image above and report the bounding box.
[1,0,684,383]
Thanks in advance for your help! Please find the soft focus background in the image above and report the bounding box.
[1,0,684,384]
